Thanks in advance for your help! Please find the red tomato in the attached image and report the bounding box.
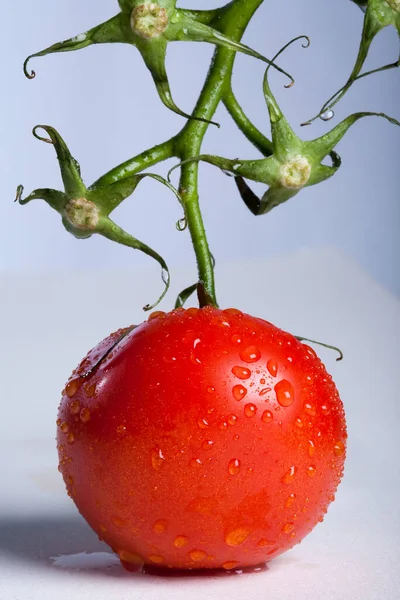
[57,307,346,572]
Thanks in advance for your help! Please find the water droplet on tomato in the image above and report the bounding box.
[174,535,189,547]
[267,359,278,377]
[60,422,69,433]
[225,527,250,546]
[304,402,316,416]
[80,408,91,423]
[67,432,75,444]
[321,404,331,416]
[232,365,251,380]
[189,549,207,562]
[231,334,242,344]
[203,440,214,450]
[228,458,241,475]
[282,465,297,484]
[307,465,317,478]
[69,400,80,415]
[275,380,295,407]
[223,561,240,570]
[308,440,315,457]
[258,538,275,547]
[185,308,199,317]
[66,378,81,398]
[153,519,168,533]
[240,345,261,363]
[190,458,203,468]
[244,403,257,417]
[117,425,126,434]
[232,385,247,401]
[207,386,215,394]
[228,414,237,426]
[233,434,240,441]
[56,418,61,427]
[295,417,303,428]
[119,550,144,566]
[261,410,273,423]
[151,448,165,470]
[282,522,294,534]
[259,387,271,397]
[198,417,209,430]
[211,316,231,328]
[149,554,164,564]
[224,308,242,316]
[148,310,166,321]
[286,493,296,508]
[84,383,97,398]
[329,493,335,502]
[333,440,345,457]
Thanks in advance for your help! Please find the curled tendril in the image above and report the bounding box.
[32,126,54,144]
[23,56,36,79]
[296,336,343,362]
[266,35,311,89]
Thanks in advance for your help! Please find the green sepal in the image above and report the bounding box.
[234,177,298,216]
[15,186,68,212]
[174,283,197,308]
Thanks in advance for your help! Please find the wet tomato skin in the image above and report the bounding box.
[57,307,346,571]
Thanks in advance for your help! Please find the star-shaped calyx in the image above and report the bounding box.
[24,0,293,124]
[16,125,181,310]
[305,0,400,124]
[169,36,399,215]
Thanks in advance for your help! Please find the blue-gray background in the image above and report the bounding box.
[1,0,399,295]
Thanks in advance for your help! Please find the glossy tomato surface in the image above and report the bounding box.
[57,307,346,572]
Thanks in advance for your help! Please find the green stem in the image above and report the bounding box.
[175,0,265,306]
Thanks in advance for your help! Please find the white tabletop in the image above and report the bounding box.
[1,248,399,600]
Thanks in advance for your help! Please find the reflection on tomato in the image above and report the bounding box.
[57,307,346,572]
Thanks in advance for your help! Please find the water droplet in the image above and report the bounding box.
[198,417,209,430]
[231,365,251,380]
[207,386,215,394]
[228,458,241,475]
[240,345,261,363]
[225,527,250,546]
[189,549,207,562]
[69,400,80,415]
[275,380,295,407]
[304,402,316,416]
[307,465,317,478]
[112,517,125,527]
[231,334,242,344]
[148,310,166,320]
[233,434,240,441]
[282,522,294,534]
[295,417,303,428]
[84,383,96,398]
[282,465,297,484]
[260,378,266,385]
[259,387,272,397]
[261,410,273,423]
[211,316,230,328]
[153,519,168,533]
[333,440,345,457]
[224,308,242,316]
[66,378,81,398]
[119,550,144,566]
[151,448,165,470]
[174,535,189,548]
[328,493,335,502]
[56,418,61,427]
[228,414,237,426]
[223,561,240,570]
[67,432,75,444]
[267,359,278,377]
[219,421,228,430]
[258,538,274,547]
[117,425,126,435]
[203,440,214,450]
[244,403,257,417]
[286,493,296,508]
[232,385,247,401]
[190,458,203,468]
[186,307,199,317]
[320,109,335,121]
[60,422,69,433]
[80,408,91,423]
[148,554,164,564]
[308,440,315,457]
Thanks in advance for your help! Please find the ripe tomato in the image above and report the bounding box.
[57,307,346,572]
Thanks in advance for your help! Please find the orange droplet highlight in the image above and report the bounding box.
[259,387,272,397]
[211,316,231,328]
[225,527,250,547]
[223,561,240,570]
[258,538,274,547]
[274,380,295,407]
[56,418,61,427]
[219,421,228,431]
[174,535,189,548]
[232,385,247,401]
[334,440,345,457]
[67,432,75,444]
[84,383,96,398]
[308,440,315,457]
[69,400,80,415]
[189,549,207,562]
[295,417,303,429]
[232,366,251,380]
[244,403,257,417]
[148,554,164,564]
[151,448,165,470]
[207,386,215,394]
[190,458,203,468]
[267,359,278,377]
[203,440,214,450]
[228,414,237,426]
[118,550,144,565]
[148,310,166,320]
[228,458,241,475]
[117,425,126,434]
[261,410,273,424]
[66,378,81,398]
[286,493,296,508]
[307,465,317,478]
[60,422,69,433]
[303,344,318,359]
[282,523,294,534]
[282,465,297,484]
[231,334,242,344]
[198,417,209,430]
[304,402,316,416]
[224,308,242,316]
[80,408,91,423]
[240,345,261,363]
[153,519,168,534]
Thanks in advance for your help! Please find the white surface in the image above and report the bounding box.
[1,0,400,295]
[1,248,400,600]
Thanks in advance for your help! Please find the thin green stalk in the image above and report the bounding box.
[175,0,265,306]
